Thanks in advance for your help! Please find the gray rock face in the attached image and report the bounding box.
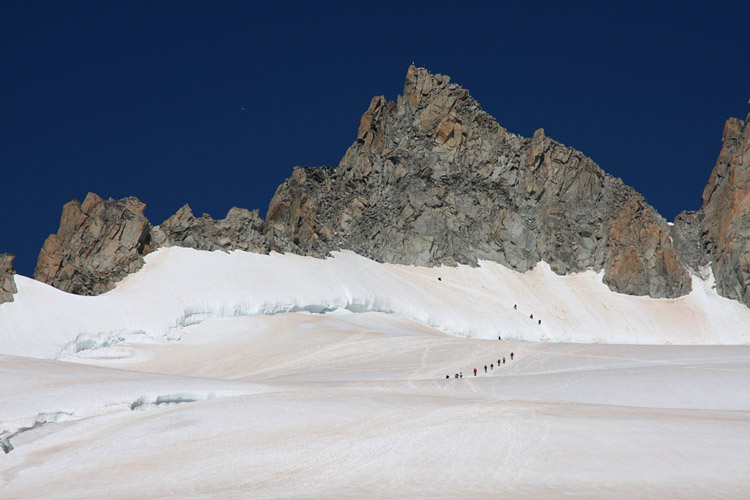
[670,211,709,273]
[266,65,691,298]
[34,193,155,295]
[153,204,269,253]
[699,112,750,306]
[0,253,17,304]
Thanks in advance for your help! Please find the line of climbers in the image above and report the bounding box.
[434,277,542,332]
[513,303,542,325]
[446,351,515,379]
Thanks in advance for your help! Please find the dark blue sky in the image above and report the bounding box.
[2,1,749,277]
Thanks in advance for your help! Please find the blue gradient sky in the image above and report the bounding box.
[2,1,749,276]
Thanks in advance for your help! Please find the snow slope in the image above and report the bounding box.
[1,247,748,360]
[2,313,749,499]
[2,249,750,498]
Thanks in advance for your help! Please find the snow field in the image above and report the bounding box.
[2,248,750,498]
[1,312,749,499]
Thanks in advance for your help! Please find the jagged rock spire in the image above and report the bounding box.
[267,65,691,298]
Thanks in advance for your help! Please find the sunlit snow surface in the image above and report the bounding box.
[1,248,749,499]
[2,247,749,358]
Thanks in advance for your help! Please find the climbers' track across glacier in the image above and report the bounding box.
[1,248,749,498]
[2,312,750,499]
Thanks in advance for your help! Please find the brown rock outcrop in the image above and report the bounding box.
[0,253,17,304]
[699,111,750,306]
[604,198,687,297]
[34,193,155,295]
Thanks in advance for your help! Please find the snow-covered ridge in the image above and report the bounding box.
[1,247,748,359]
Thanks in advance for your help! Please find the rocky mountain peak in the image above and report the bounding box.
[267,65,691,298]
[25,68,749,309]
[403,65,456,109]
